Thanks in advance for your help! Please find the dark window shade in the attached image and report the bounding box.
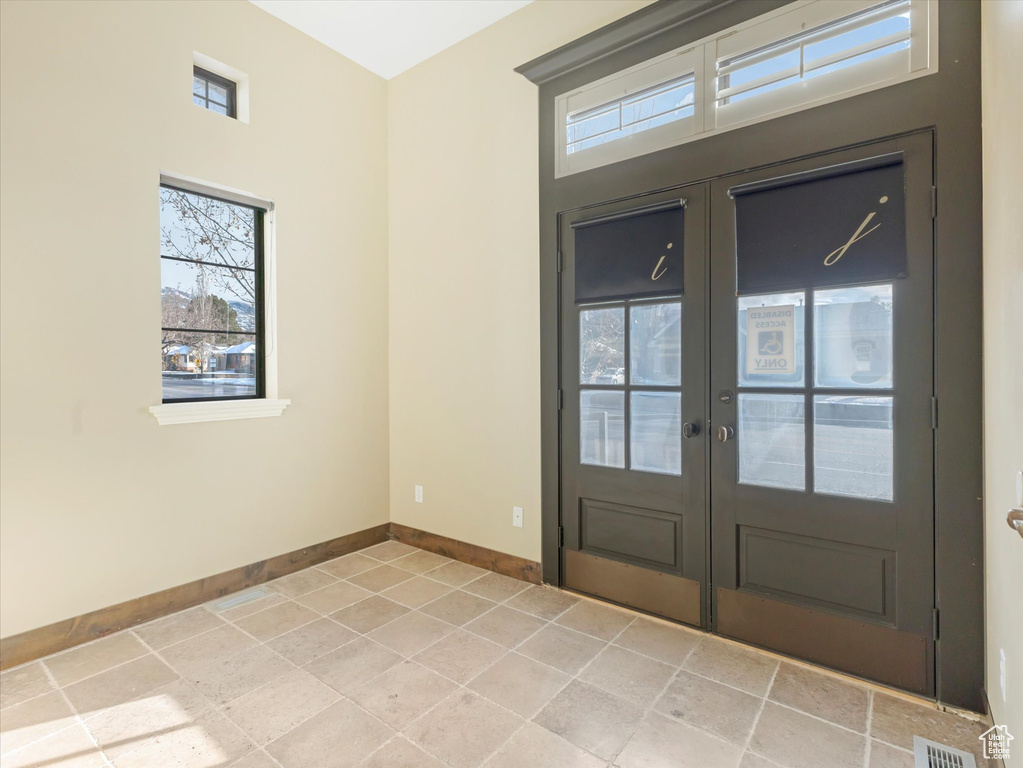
[573,200,685,303]
[730,154,907,296]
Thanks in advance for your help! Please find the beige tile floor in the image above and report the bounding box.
[0,541,992,768]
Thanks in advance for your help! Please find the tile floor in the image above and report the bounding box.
[0,541,992,768]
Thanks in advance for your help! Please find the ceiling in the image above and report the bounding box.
[250,0,534,80]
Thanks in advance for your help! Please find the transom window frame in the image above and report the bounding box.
[554,0,937,178]
[193,65,238,118]
[150,173,289,426]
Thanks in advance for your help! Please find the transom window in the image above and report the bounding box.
[567,74,695,156]
[193,66,237,118]
[160,183,264,402]
[555,0,935,177]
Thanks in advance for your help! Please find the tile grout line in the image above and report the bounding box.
[333,580,585,767]
[128,628,274,765]
[863,689,875,768]
[472,608,639,768]
[33,657,115,767]
[740,654,781,756]
[606,623,690,767]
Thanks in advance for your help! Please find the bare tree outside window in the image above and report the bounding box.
[160,185,263,401]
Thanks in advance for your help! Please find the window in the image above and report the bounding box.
[736,285,895,501]
[160,183,264,403]
[579,300,683,476]
[555,0,936,177]
[193,66,237,118]
[567,74,695,156]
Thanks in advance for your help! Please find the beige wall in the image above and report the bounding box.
[982,0,1023,750]
[387,0,651,562]
[0,1,390,637]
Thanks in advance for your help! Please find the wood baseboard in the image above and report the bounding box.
[388,523,541,585]
[0,523,390,671]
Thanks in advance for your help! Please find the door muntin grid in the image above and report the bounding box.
[580,297,683,475]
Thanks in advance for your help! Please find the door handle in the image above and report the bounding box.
[1008,508,1023,540]
[682,422,700,439]
[716,425,735,442]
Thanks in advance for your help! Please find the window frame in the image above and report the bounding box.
[192,65,238,118]
[151,174,288,425]
[554,0,937,178]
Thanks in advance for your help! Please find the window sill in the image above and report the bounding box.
[149,398,290,426]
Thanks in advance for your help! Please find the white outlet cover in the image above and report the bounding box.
[415,485,423,503]
[513,506,523,528]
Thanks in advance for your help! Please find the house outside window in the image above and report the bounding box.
[160,183,265,403]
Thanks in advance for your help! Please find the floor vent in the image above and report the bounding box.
[913,736,978,768]
[211,585,274,612]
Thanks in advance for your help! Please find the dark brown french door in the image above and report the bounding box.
[559,133,936,695]
[560,184,708,626]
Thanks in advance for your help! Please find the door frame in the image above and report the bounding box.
[521,0,983,710]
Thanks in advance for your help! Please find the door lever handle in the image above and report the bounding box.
[716,425,735,442]
[1008,508,1023,540]
[682,422,700,439]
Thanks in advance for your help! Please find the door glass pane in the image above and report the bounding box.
[814,396,893,501]
[814,284,893,388]
[738,292,805,387]
[630,303,681,385]
[738,394,805,490]
[580,307,625,384]
[630,392,682,475]
[580,390,625,468]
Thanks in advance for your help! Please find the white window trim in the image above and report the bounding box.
[150,171,289,426]
[555,0,938,178]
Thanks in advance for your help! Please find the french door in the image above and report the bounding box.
[560,184,708,626]
[559,133,936,695]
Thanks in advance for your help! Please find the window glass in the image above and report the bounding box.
[737,292,805,387]
[580,307,625,384]
[566,74,695,155]
[630,392,682,475]
[160,185,261,402]
[162,333,257,400]
[630,303,681,386]
[738,394,806,490]
[192,66,236,118]
[814,396,893,500]
[815,284,893,388]
[580,390,625,468]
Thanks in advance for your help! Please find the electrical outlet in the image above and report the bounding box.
[415,485,423,504]
[1000,648,1007,703]
[512,506,523,528]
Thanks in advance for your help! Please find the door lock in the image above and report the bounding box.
[682,422,700,439]
[716,425,735,442]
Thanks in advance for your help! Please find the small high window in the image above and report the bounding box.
[192,66,237,118]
